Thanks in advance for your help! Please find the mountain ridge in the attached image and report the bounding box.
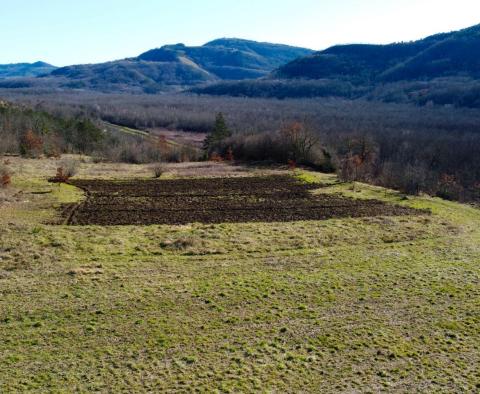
[0,61,57,79]
[2,25,480,108]
[273,23,480,82]
[3,38,312,93]
[136,38,313,80]
[192,24,480,107]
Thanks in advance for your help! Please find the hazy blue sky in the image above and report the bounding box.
[1,0,479,66]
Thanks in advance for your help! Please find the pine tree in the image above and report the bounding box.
[213,112,231,140]
[203,113,231,154]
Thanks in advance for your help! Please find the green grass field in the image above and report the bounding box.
[1,162,479,392]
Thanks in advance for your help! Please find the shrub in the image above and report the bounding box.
[0,163,12,188]
[209,153,223,162]
[49,168,70,183]
[163,145,202,163]
[161,236,199,251]
[49,158,79,183]
[20,130,43,157]
[151,163,166,178]
[225,147,234,162]
[59,158,80,178]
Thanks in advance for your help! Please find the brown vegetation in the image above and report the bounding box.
[151,163,166,178]
[48,158,79,183]
[20,130,43,157]
[0,162,11,188]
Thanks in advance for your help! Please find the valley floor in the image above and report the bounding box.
[1,157,479,392]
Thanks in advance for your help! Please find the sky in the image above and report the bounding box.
[1,0,479,66]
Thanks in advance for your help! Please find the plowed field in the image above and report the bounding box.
[60,176,420,225]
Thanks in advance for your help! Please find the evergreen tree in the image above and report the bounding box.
[203,113,231,154]
[213,112,231,140]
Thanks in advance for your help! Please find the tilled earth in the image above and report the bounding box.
[61,176,421,225]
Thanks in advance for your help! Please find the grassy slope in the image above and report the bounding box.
[103,122,203,154]
[0,166,479,392]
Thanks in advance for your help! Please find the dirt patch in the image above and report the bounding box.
[61,176,423,225]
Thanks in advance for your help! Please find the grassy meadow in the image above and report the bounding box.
[1,158,479,392]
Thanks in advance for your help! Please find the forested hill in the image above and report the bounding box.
[193,24,480,107]
[0,62,57,79]
[274,24,480,82]
[3,39,312,93]
[138,38,313,80]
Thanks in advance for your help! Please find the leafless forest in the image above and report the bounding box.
[1,90,479,201]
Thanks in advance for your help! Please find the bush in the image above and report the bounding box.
[49,158,79,183]
[20,130,43,157]
[59,158,80,178]
[0,163,12,188]
[162,145,202,163]
[151,163,166,178]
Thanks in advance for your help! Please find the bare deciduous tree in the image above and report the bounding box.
[279,122,320,164]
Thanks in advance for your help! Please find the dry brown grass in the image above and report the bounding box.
[1,155,286,180]
[149,128,208,148]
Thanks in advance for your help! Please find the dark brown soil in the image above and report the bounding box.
[61,176,422,225]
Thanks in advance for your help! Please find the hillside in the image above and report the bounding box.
[48,59,216,93]
[5,39,312,93]
[139,39,313,80]
[380,25,480,81]
[274,24,480,82]
[0,61,57,79]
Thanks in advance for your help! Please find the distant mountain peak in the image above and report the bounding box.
[204,37,264,47]
[136,38,313,81]
[203,37,311,50]
[31,61,54,67]
[0,61,57,79]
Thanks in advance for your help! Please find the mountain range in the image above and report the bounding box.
[0,39,312,93]
[192,24,480,107]
[1,25,480,107]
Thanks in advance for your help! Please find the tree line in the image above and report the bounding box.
[1,91,479,202]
